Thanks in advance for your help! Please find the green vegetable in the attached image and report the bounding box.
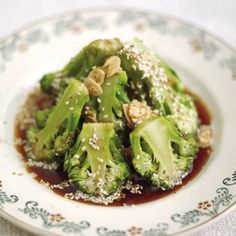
[40,38,122,95]
[130,117,198,190]
[120,39,198,135]
[28,79,89,161]
[35,109,51,129]
[98,70,129,130]
[64,123,130,196]
[23,38,204,203]
[40,72,60,94]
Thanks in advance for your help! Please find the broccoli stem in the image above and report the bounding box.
[98,70,129,122]
[72,123,114,181]
[35,79,89,159]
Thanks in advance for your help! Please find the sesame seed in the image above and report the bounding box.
[141,94,146,100]
[97,157,104,163]
[137,83,143,89]
[88,134,100,150]
[27,159,59,170]
[121,42,169,105]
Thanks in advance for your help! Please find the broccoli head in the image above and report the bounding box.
[64,123,130,197]
[120,39,199,135]
[40,38,122,95]
[130,116,198,190]
[34,109,52,129]
[166,92,199,136]
[27,79,89,161]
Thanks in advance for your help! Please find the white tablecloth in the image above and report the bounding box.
[0,0,235,235]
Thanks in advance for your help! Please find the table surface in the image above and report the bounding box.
[0,0,236,235]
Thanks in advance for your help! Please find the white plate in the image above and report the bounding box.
[0,8,236,236]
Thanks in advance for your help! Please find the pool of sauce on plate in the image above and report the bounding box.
[15,91,212,206]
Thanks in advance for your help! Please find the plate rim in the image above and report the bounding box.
[0,6,235,236]
[0,6,236,54]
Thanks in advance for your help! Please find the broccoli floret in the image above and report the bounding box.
[158,59,183,92]
[35,109,51,129]
[28,79,89,161]
[130,117,198,190]
[40,38,122,95]
[166,92,199,136]
[120,39,199,135]
[64,123,130,197]
[62,38,122,77]
[40,72,60,94]
[129,39,184,92]
[98,70,129,125]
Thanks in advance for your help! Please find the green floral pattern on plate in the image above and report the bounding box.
[171,187,235,227]
[97,223,169,236]
[0,10,235,79]
[223,171,236,186]
[4,170,232,235]
[220,57,236,80]
[171,170,236,227]
[94,171,236,235]
[115,11,219,60]
[0,28,48,72]
[0,181,18,208]
[19,201,90,234]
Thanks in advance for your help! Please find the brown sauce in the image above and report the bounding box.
[15,91,212,206]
